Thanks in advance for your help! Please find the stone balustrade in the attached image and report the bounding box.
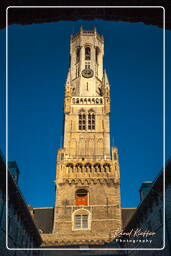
[72,97,103,105]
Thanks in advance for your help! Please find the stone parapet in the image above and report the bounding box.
[41,232,112,247]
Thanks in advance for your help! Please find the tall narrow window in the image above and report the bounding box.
[95,47,99,63]
[76,47,80,63]
[88,111,95,130]
[82,215,88,228]
[75,215,81,229]
[85,47,91,60]
[76,65,80,78]
[95,47,100,76]
[78,111,86,130]
[77,66,80,77]
[75,66,77,78]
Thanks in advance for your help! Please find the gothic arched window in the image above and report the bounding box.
[66,163,74,172]
[88,110,95,130]
[103,163,111,172]
[85,163,91,172]
[85,47,91,60]
[75,163,83,172]
[78,110,86,130]
[94,163,101,172]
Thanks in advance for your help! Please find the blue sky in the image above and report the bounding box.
[0,19,170,208]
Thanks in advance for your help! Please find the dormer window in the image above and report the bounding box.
[85,47,91,60]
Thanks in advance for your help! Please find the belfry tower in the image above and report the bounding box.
[53,27,121,245]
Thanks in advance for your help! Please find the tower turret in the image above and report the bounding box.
[64,70,71,113]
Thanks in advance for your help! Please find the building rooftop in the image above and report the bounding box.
[31,206,136,234]
[32,207,54,234]
[71,27,104,42]
[0,151,42,246]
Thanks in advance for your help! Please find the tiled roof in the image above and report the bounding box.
[122,208,137,229]
[32,206,136,233]
[33,207,54,234]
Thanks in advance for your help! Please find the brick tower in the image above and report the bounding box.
[52,27,121,245]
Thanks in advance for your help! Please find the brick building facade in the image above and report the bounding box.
[0,152,42,255]
[120,160,171,255]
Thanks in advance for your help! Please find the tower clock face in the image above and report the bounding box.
[82,69,94,78]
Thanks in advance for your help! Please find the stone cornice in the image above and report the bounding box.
[57,177,120,185]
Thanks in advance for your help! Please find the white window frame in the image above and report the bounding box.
[74,215,88,229]
[72,209,91,231]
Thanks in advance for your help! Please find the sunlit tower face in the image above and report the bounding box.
[52,27,121,245]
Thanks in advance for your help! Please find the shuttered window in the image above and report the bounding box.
[75,189,88,206]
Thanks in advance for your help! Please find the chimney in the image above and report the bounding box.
[139,181,153,201]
